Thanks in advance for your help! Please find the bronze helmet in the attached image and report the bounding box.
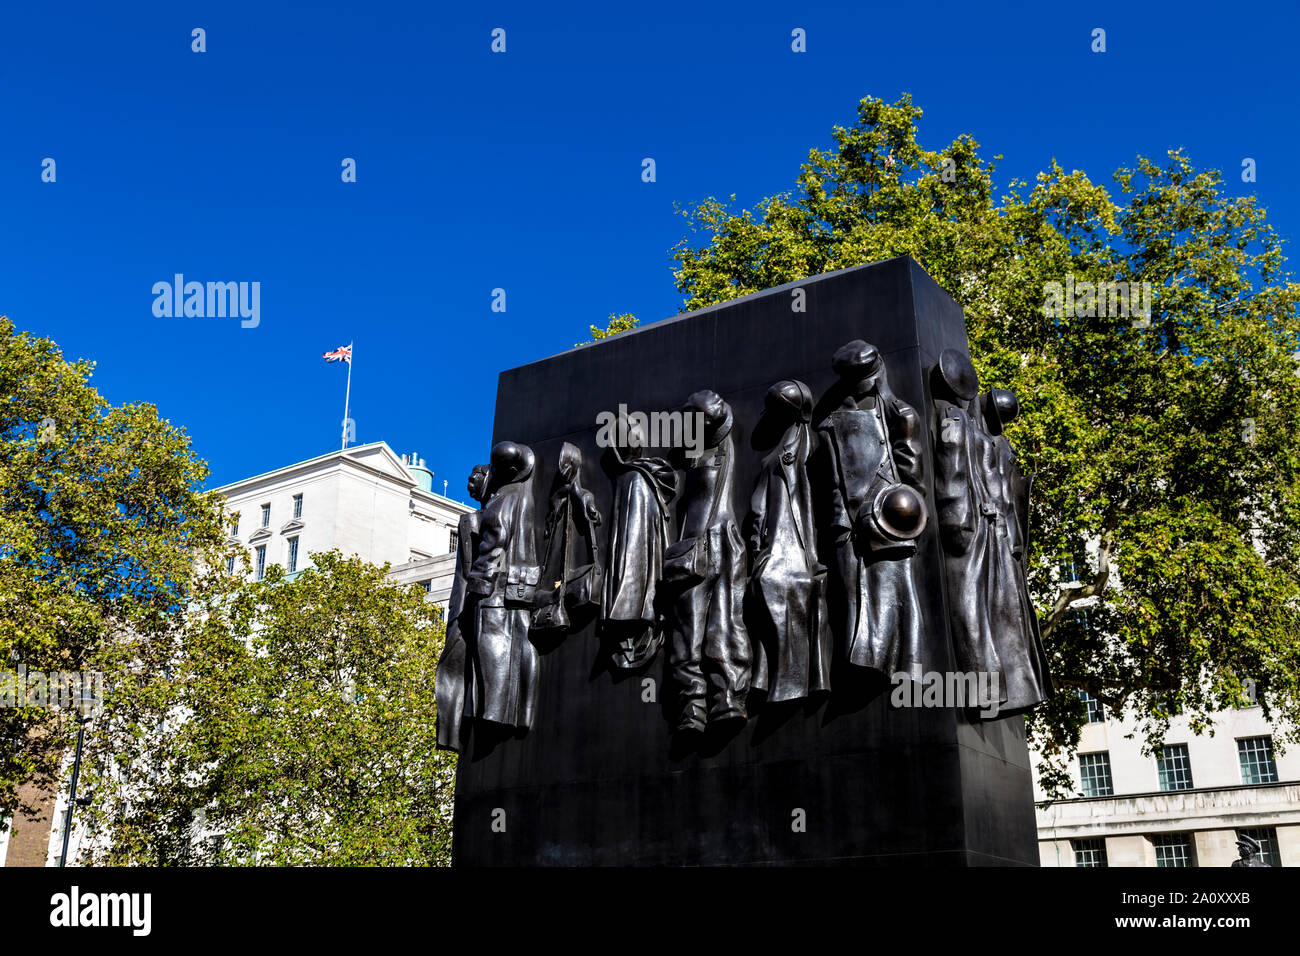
[764,379,813,423]
[935,349,979,402]
[983,388,1020,432]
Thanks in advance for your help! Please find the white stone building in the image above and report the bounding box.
[213,442,473,606]
[1035,696,1299,867]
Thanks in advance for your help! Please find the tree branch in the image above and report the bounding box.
[1040,531,1113,639]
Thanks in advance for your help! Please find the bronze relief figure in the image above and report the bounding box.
[815,341,929,680]
[602,414,677,670]
[931,348,1051,715]
[747,380,831,703]
[533,441,604,635]
[979,387,1052,714]
[435,463,490,753]
[663,389,751,732]
[465,440,542,733]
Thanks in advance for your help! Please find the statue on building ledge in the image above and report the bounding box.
[1231,833,1273,867]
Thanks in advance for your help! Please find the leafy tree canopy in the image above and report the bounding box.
[79,551,454,865]
[600,96,1300,794]
[0,315,225,822]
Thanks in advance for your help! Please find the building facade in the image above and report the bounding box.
[1035,695,1299,867]
[214,442,472,606]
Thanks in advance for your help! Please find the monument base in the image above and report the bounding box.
[454,256,1040,866]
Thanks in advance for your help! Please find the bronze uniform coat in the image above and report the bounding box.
[603,454,675,625]
[817,393,926,678]
[667,432,751,719]
[748,423,830,702]
[988,433,1052,714]
[435,507,482,750]
[467,476,540,731]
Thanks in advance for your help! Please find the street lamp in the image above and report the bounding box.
[58,686,99,868]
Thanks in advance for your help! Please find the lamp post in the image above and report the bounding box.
[58,687,98,868]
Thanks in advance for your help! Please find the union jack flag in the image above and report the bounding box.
[322,344,352,363]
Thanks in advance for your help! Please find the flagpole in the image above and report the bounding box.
[341,341,353,451]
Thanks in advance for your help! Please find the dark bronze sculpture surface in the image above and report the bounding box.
[981,386,1052,714]
[534,442,604,635]
[747,380,831,703]
[663,389,751,731]
[931,349,1051,715]
[1231,833,1272,867]
[457,257,1046,866]
[602,415,676,669]
[816,341,928,679]
[465,440,541,732]
[435,463,489,753]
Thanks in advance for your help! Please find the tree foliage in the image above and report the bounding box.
[627,96,1300,793]
[578,311,640,348]
[79,552,454,866]
[0,315,225,824]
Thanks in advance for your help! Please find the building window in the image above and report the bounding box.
[1078,752,1114,797]
[261,503,271,527]
[1156,743,1193,791]
[1238,828,1281,867]
[1072,838,1108,868]
[287,537,299,574]
[1151,833,1194,868]
[1076,690,1105,723]
[226,553,236,574]
[1237,736,1278,784]
[1059,554,1080,584]
[230,517,239,536]
[422,579,432,594]
[449,529,459,554]
[293,493,303,519]
[255,545,267,581]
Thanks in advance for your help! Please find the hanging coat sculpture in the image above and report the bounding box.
[815,341,929,680]
[980,387,1053,714]
[931,350,1003,690]
[663,389,751,732]
[931,348,1052,716]
[434,463,490,752]
[602,414,677,670]
[746,379,831,703]
[465,441,542,733]
[533,441,604,635]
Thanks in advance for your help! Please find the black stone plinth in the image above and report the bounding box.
[453,256,1040,866]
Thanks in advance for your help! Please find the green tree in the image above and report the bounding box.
[79,551,455,865]
[0,316,226,826]
[606,96,1300,793]
[578,311,639,348]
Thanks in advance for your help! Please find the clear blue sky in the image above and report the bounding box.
[2,1,1296,498]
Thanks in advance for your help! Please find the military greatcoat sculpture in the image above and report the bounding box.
[533,441,603,635]
[662,389,751,731]
[932,348,1051,715]
[464,441,541,733]
[816,341,929,680]
[435,463,489,753]
[747,380,831,703]
[602,413,677,670]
